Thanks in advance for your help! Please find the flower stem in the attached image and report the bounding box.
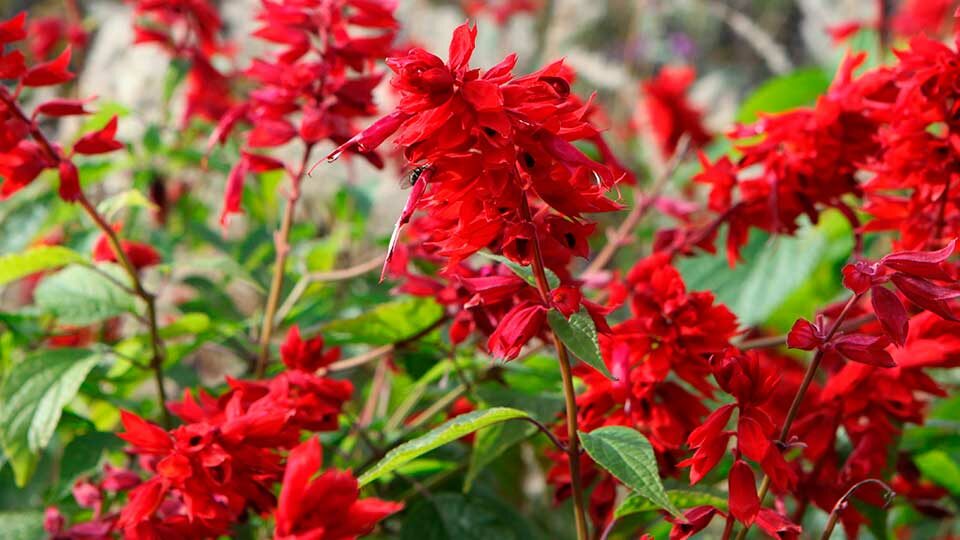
[521,197,589,540]
[734,293,861,540]
[255,144,314,378]
[0,89,172,426]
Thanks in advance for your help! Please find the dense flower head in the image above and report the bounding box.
[329,22,623,273]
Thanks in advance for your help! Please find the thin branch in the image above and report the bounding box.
[737,313,876,351]
[255,144,314,378]
[325,315,448,373]
[820,479,894,540]
[585,136,691,276]
[274,254,385,323]
[701,0,793,75]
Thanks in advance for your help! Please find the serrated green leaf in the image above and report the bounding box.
[737,67,830,123]
[34,264,137,325]
[324,297,444,346]
[359,407,530,486]
[477,252,560,289]
[0,510,45,540]
[0,246,87,287]
[400,492,534,540]
[615,489,727,519]
[548,308,613,379]
[96,189,157,221]
[0,348,101,486]
[580,426,681,517]
[915,450,960,496]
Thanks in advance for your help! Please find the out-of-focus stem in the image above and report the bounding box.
[255,144,314,378]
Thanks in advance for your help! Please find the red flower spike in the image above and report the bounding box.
[832,334,896,367]
[880,239,956,281]
[728,460,760,525]
[0,12,27,44]
[871,286,910,347]
[73,116,124,155]
[57,160,80,202]
[22,46,74,87]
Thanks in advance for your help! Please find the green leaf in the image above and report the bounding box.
[579,426,681,517]
[0,511,45,540]
[0,348,102,486]
[96,189,157,221]
[0,246,87,287]
[33,264,137,325]
[478,252,560,289]
[737,67,831,123]
[358,407,530,486]
[464,385,563,491]
[324,297,444,346]
[400,492,534,540]
[915,450,960,495]
[615,489,727,519]
[675,222,831,327]
[55,431,123,497]
[548,307,613,379]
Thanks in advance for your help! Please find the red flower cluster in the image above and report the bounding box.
[547,254,738,526]
[693,34,960,263]
[130,0,235,124]
[1,13,125,202]
[213,0,398,225]
[50,327,399,538]
[330,22,623,272]
[636,65,712,158]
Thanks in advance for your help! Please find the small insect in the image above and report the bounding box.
[399,164,431,190]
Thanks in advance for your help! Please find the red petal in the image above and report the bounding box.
[0,12,26,44]
[35,98,91,117]
[728,460,760,525]
[832,333,896,367]
[870,286,909,347]
[0,50,25,80]
[755,508,801,540]
[786,318,821,350]
[57,160,80,202]
[687,404,735,447]
[73,116,124,155]
[881,239,956,280]
[447,22,477,72]
[117,410,172,453]
[736,415,771,462]
[891,273,960,321]
[22,47,74,87]
[220,159,249,227]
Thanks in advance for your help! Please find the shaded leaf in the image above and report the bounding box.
[548,308,613,379]
[34,264,137,325]
[324,297,444,346]
[0,348,101,486]
[400,492,534,540]
[580,426,681,517]
[0,245,87,287]
[615,489,728,519]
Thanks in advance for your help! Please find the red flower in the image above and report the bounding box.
[92,228,162,270]
[274,437,402,540]
[73,116,124,155]
[279,326,340,372]
[487,301,547,360]
[637,65,712,157]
